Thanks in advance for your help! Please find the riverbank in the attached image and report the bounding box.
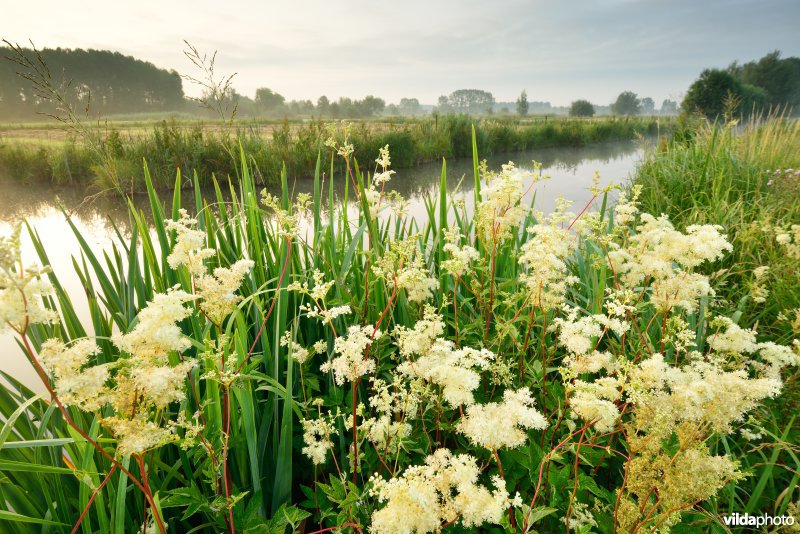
[0,114,670,190]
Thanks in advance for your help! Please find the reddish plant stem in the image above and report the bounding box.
[71,465,117,534]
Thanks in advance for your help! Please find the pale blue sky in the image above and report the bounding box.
[3,0,798,106]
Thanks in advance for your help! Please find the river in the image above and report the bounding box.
[0,140,646,390]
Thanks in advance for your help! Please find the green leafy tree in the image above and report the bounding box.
[660,99,678,115]
[398,97,421,115]
[682,68,766,119]
[254,87,285,114]
[316,95,330,116]
[569,99,595,117]
[611,91,641,116]
[641,97,655,114]
[732,51,800,109]
[516,90,529,116]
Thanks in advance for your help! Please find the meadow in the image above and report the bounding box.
[0,116,798,534]
[0,114,666,191]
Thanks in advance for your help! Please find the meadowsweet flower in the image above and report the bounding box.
[195,259,254,324]
[0,226,57,332]
[568,378,621,433]
[458,388,547,449]
[132,361,196,409]
[165,209,215,276]
[281,331,310,364]
[518,223,579,310]
[750,266,769,304]
[369,449,509,533]
[394,306,445,358]
[394,256,437,303]
[475,162,529,244]
[321,324,380,384]
[397,336,493,407]
[707,316,758,355]
[562,502,598,532]
[614,185,642,227]
[607,214,732,312]
[112,287,197,364]
[301,415,338,465]
[441,229,479,278]
[39,338,109,411]
[103,416,176,456]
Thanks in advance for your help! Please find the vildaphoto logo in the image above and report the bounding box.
[722,513,795,528]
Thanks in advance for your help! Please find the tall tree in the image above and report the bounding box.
[516,90,529,116]
[254,87,285,114]
[569,99,595,117]
[641,97,655,114]
[611,91,641,116]
[446,89,494,114]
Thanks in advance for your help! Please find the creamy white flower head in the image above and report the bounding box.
[518,223,579,310]
[112,287,197,364]
[475,161,529,243]
[0,226,57,332]
[398,336,493,407]
[370,449,508,534]
[132,360,195,409]
[442,229,480,278]
[39,338,109,411]
[708,317,758,355]
[195,259,254,324]
[301,416,338,465]
[458,388,547,450]
[394,306,445,358]
[321,324,380,385]
[165,209,216,276]
[103,416,176,456]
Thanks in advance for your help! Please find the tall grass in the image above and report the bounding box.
[0,115,667,190]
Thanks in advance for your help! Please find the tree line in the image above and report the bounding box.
[0,46,184,119]
[682,51,800,119]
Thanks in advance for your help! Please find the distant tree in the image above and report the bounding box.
[359,95,385,117]
[446,89,494,114]
[316,95,330,116]
[660,99,678,115]
[437,95,450,112]
[611,91,641,116]
[254,87,285,114]
[641,97,655,114]
[398,97,421,115]
[569,99,595,117]
[682,68,766,119]
[516,90,529,116]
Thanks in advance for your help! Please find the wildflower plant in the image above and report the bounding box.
[1,132,798,534]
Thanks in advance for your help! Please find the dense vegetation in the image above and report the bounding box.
[0,116,798,533]
[0,115,665,191]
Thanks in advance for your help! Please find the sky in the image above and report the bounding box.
[3,0,798,107]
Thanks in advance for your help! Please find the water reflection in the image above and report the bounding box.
[0,140,644,390]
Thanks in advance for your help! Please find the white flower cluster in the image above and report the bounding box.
[373,238,437,304]
[518,223,579,311]
[441,229,479,278]
[608,214,733,312]
[458,388,548,450]
[301,413,338,466]
[321,324,381,385]
[775,224,800,259]
[373,144,396,185]
[475,162,529,243]
[280,331,310,364]
[362,377,418,454]
[369,449,509,533]
[165,212,254,324]
[165,209,215,276]
[39,339,109,412]
[195,259,255,324]
[0,225,57,332]
[260,191,311,239]
[395,308,493,407]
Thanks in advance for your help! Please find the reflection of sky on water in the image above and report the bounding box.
[0,140,644,390]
